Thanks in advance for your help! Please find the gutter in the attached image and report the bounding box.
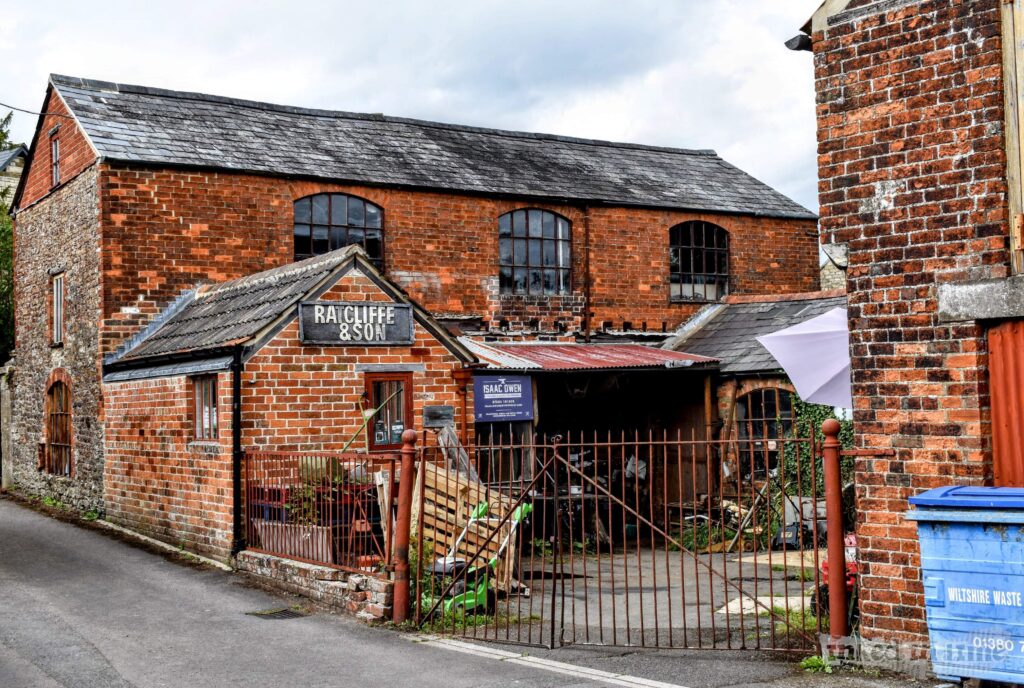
[231,347,244,556]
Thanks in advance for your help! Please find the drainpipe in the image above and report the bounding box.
[583,205,592,343]
[231,348,244,556]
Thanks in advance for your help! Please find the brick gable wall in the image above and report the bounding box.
[813,0,1009,644]
[242,269,469,451]
[18,88,96,210]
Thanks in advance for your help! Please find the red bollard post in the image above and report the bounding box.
[822,418,849,644]
[392,429,418,624]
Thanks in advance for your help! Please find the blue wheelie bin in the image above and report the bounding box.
[908,486,1024,683]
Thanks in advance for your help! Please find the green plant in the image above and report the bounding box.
[800,655,833,674]
[41,496,66,511]
[81,509,100,521]
[767,606,822,636]
[669,523,737,552]
[284,483,320,525]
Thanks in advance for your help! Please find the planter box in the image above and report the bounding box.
[251,519,337,565]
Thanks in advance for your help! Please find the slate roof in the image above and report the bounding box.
[49,74,815,219]
[0,145,26,172]
[114,246,361,362]
[667,293,847,374]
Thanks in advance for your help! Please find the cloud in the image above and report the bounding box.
[0,0,821,210]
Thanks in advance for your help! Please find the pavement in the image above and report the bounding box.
[0,496,938,688]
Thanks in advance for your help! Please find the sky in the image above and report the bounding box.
[0,1,822,211]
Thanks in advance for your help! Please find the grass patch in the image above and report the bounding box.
[800,655,833,674]
[766,606,821,636]
[669,524,737,552]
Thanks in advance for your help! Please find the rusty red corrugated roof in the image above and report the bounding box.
[464,340,716,371]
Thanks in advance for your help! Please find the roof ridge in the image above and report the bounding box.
[199,245,360,298]
[49,73,719,158]
[723,289,846,305]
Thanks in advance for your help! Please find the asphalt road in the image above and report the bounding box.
[0,497,931,688]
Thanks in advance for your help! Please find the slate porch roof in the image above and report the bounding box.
[46,74,815,220]
[664,291,847,375]
[106,245,475,369]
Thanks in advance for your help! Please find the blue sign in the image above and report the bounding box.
[473,375,534,422]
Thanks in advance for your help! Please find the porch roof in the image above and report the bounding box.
[460,339,716,372]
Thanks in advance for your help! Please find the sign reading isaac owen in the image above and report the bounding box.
[299,302,414,345]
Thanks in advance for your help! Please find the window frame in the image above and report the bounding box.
[192,375,219,441]
[364,371,414,452]
[50,136,61,188]
[498,209,572,297]
[43,380,72,477]
[293,193,385,267]
[734,387,795,476]
[51,272,65,346]
[669,220,730,303]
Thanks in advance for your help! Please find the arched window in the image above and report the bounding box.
[44,380,72,476]
[735,387,795,476]
[669,221,729,301]
[293,193,383,267]
[498,209,571,295]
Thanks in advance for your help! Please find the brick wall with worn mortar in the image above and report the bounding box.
[10,165,103,511]
[103,372,235,561]
[97,168,820,355]
[813,0,1010,644]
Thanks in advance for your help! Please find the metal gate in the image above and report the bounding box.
[413,432,828,652]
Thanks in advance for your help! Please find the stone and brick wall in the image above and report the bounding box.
[103,372,234,561]
[242,269,470,451]
[9,166,103,511]
[813,0,1010,644]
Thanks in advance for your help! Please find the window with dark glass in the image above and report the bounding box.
[293,193,384,266]
[735,387,795,476]
[365,372,413,451]
[669,221,729,301]
[498,209,571,296]
[44,381,72,476]
[193,375,218,441]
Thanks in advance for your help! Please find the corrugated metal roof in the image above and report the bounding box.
[463,340,716,371]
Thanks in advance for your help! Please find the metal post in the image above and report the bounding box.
[392,429,418,624]
[822,419,849,644]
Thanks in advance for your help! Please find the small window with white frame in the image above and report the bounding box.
[51,273,65,346]
[50,136,61,187]
[192,375,218,441]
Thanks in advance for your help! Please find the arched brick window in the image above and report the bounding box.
[498,209,571,295]
[293,193,383,267]
[669,221,729,302]
[43,375,73,476]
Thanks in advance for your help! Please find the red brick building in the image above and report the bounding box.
[8,74,817,559]
[799,0,1024,648]
[102,246,474,560]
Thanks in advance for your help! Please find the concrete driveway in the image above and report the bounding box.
[0,497,928,688]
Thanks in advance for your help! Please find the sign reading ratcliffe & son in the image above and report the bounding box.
[299,302,414,346]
